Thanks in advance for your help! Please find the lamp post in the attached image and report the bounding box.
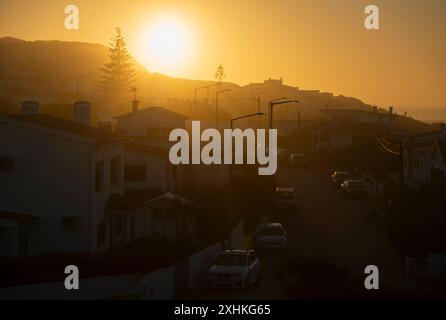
[215,89,231,128]
[194,83,221,115]
[227,112,265,249]
[250,87,261,112]
[230,112,265,129]
[268,98,301,130]
[194,85,210,115]
[76,74,85,101]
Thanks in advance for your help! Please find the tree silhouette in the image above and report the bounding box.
[97,28,135,98]
[214,64,225,84]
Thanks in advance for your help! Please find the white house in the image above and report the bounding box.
[312,108,395,150]
[123,142,183,193]
[0,101,131,257]
[115,106,188,138]
[312,121,389,150]
[319,108,396,127]
[402,127,446,188]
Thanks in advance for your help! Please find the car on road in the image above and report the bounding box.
[255,223,288,252]
[340,180,368,200]
[289,153,310,167]
[273,187,298,211]
[330,171,352,187]
[208,250,261,289]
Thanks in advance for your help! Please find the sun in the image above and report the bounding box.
[137,17,195,76]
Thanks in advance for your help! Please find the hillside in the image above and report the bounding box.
[0,37,435,133]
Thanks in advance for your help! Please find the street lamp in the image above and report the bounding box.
[194,83,221,115]
[215,89,232,128]
[76,74,85,101]
[268,98,301,130]
[227,111,265,249]
[250,87,261,112]
[230,112,265,129]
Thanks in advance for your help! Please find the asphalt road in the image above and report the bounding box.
[194,165,403,299]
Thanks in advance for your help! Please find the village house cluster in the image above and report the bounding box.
[0,100,230,257]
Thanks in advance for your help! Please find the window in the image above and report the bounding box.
[110,156,121,186]
[124,165,146,182]
[63,216,82,231]
[95,161,104,192]
[97,221,106,248]
[0,157,14,171]
[114,214,123,236]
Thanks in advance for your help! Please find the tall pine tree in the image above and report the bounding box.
[98,28,135,98]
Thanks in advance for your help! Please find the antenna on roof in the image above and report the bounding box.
[130,87,140,113]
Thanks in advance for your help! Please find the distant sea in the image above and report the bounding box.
[395,107,446,124]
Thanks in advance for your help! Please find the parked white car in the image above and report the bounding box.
[255,223,288,252]
[208,250,261,289]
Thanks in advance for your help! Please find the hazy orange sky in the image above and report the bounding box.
[0,0,445,108]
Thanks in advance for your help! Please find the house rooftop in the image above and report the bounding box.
[6,114,129,145]
[144,192,195,208]
[0,210,39,227]
[314,121,389,134]
[114,106,188,120]
[320,108,394,116]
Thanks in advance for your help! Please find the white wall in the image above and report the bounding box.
[124,149,168,192]
[188,243,222,290]
[91,143,126,252]
[0,120,126,255]
[0,122,92,255]
[141,266,175,300]
[0,274,141,300]
[0,244,224,300]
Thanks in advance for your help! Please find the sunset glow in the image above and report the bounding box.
[136,16,195,75]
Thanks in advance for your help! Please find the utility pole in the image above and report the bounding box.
[130,87,140,112]
[76,74,85,101]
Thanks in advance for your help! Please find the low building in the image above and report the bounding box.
[312,121,389,150]
[312,107,396,150]
[402,127,446,188]
[114,106,188,138]
[144,192,197,240]
[123,142,183,193]
[319,108,396,127]
[0,101,130,256]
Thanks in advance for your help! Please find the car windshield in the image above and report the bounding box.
[335,172,350,178]
[348,181,365,189]
[260,227,284,236]
[275,191,295,199]
[214,253,246,266]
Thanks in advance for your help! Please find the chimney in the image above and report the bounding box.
[73,101,91,126]
[21,100,39,114]
[389,106,394,114]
